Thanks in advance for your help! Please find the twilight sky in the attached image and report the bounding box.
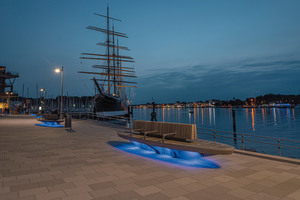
[1,0,300,104]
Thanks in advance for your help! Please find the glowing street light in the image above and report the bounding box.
[55,67,64,118]
[6,91,13,112]
[40,88,46,112]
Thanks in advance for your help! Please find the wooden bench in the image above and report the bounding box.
[37,114,60,121]
[37,114,63,124]
[131,120,197,142]
[119,120,234,155]
[42,114,59,120]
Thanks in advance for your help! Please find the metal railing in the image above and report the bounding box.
[69,112,131,128]
[66,113,299,158]
[197,127,300,157]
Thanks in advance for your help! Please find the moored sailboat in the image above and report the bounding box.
[78,6,137,117]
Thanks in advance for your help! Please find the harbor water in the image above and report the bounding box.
[132,107,300,159]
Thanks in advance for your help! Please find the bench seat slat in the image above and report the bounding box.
[144,130,158,134]
[132,120,198,141]
[131,129,143,132]
[162,132,176,136]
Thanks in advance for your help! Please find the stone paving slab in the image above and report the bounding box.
[0,115,299,200]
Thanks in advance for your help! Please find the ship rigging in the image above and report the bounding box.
[78,6,137,116]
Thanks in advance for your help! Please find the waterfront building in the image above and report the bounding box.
[0,66,19,113]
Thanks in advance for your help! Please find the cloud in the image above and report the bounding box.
[134,58,300,104]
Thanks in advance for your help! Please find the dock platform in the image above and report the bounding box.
[0,115,299,200]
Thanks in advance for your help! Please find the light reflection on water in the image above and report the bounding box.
[132,107,299,158]
[251,108,255,131]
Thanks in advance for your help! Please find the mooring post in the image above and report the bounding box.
[232,109,237,140]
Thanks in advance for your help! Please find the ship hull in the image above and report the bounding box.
[94,94,128,116]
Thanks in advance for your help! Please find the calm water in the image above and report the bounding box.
[132,107,300,159]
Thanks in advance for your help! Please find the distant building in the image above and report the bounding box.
[0,66,19,113]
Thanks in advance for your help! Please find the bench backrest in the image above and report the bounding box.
[42,114,59,120]
[132,120,197,140]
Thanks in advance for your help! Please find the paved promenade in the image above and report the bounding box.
[0,115,299,200]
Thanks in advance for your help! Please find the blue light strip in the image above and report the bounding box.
[109,141,220,168]
[35,121,64,128]
[131,141,202,160]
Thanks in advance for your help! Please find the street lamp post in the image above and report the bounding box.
[55,66,64,119]
[6,92,13,114]
[40,88,46,113]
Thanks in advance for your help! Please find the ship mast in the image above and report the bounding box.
[117,39,121,98]
[112,25,116,95]
[78,6,137,100]
[106,6,110,94]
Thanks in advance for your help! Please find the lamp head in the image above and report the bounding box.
[55,68,61,73]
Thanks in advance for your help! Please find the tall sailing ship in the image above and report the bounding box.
[79,6,137,116]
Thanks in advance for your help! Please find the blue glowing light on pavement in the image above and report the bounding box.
[109,141,220,168]
[35,121,64,128]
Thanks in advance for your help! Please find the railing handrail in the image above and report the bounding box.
[197,127,300,143]
[68,112,130,128]
[197,126,300,157]
[69,113,299,157]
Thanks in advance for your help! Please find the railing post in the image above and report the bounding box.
[213,130,216,142]
[278,139,281,156]
[232,109,237,140]
[242,134,245,150]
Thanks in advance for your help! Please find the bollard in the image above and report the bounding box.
[65,114,72,130]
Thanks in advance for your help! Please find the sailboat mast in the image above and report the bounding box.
[113,25,116,95]
[120,55,123,99]
[106,5,110,94]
